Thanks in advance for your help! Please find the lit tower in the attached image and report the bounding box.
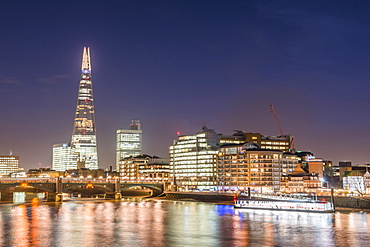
[116,120,142,171]
[71,47,98,169]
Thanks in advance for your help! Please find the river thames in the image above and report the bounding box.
[0,199,369,247]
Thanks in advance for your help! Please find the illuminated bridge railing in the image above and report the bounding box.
[0,177,163,185]
[0,178,56,183]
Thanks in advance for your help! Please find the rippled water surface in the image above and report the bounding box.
[0,199,369,246]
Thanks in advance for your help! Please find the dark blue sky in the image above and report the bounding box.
[1,0,370,169]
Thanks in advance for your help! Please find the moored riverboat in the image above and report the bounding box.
[235,193,335,213]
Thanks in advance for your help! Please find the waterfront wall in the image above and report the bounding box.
[320,196,370,210]
[165,192,237,202]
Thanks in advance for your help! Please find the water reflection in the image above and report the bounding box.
[12,192,46,204]
[0,200,369,246]
[235,209,337,246]
[10,205,29,246]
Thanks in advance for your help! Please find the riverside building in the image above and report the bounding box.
[220,131,293,152]
[217,143,284,193]
[118,154,169,182]
[0,155,20,176]
[71,47,99,169]
[169,125,220,191]
[342,169,370,194]
[280,164,323,194]
[116,120,142,171]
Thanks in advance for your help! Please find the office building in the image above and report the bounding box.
[52,143,78,171]
[116,120,142,171]
[169,125,220,191]
[71,47,98,169]
[0,155,20,176]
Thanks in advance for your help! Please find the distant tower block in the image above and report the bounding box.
[0,155,20,175]
[52,143,78,171]
[71,47,99,169]
[116,120,143,171]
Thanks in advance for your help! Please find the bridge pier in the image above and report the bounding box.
[47,192,63,202]
[46,177,64,202]
[104,192,122,200]
[56,193,63,202]
[115,192,122,200]
[111,177,122,200]
[103,179,122,200]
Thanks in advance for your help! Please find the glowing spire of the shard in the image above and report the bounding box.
[71,47,98,169]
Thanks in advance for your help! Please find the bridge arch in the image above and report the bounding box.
[120,184,163,193]
[62,183,114,193]
[0,183,56,193]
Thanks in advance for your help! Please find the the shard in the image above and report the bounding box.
[71,47,98,169]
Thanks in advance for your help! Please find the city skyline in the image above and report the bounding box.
[1,1,370,169]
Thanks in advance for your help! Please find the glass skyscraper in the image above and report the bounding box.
[71,47,98,169]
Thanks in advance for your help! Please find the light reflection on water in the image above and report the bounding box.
[0,200,369,246]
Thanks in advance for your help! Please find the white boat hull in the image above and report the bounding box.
[235,199,335,213]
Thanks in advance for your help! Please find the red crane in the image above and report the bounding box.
[270,105,295,151]
[270,105,284,137]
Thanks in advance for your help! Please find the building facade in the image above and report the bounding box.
[280,152,299,175]
[338,161,353,181]
[116,120,142,171]
[118,154,169,182]
[64,168,105,178]
[280,164,322,194]
[71,47,98,169]
[217,143,286,193]
[52,143,78,171]
[343,170,370,194]
[0,155,20,176]
[307,158,325,178]
[169,126,220,191]
[220,131,293,152]
[26,168,63,178]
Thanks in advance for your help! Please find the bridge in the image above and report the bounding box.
[0,178,165,202]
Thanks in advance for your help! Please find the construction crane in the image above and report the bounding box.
[270,105,284,137]
[269,105,295,152]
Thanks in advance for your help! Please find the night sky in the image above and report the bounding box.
[1,0,370,169]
